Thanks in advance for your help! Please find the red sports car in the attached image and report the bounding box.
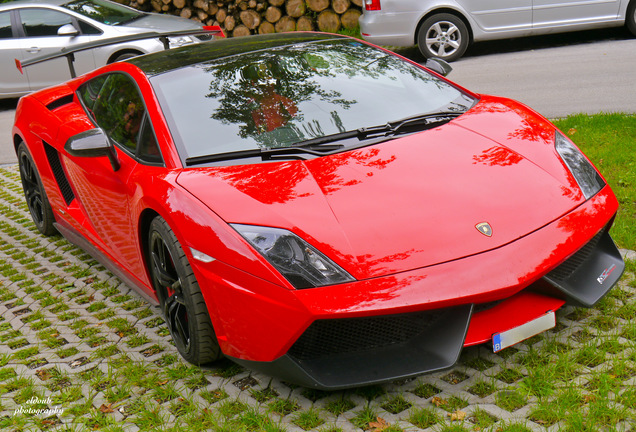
[13,32,624,389]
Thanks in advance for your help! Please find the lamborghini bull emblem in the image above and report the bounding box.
[476,222,493,237]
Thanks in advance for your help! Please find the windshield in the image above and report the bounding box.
[63,0,142,25]
[151,40,476,164]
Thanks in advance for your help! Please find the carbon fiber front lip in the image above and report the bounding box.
[542,227,625,307]
[229,304,472,390]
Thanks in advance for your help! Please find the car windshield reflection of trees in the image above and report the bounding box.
[153,40,474,163]
[201,41,466,152]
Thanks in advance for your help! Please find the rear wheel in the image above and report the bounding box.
[627,1,636,36]
[417,13,469,62]
[148,216,222,364]
[17,143,56,236]
[110,51,141,63]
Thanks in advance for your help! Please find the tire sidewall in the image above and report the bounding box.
[417,13,470,62]
[148,216,220,364]
[17,143,56,236]
[627,0,636,36]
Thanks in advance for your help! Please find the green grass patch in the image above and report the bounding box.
[553,113,636,249]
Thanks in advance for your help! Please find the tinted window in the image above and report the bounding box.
[151,40,475,163]
[63,0,142,25]
[78,19,101,35]
[138,115,162,164]
[20,9,73,37]
[78,75,107,113]
[0,12,12,39]
[78,73,162,164]
[83,73,144,152]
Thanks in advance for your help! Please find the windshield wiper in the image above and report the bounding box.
[185,144,344,166]
[294,111,463,147]
[185,111,463,166]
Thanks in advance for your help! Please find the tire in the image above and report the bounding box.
[17,143,57,236]
[148,216,222,365]
[627,0,636,36]
[417,13,470,62]
[110,52,141,63]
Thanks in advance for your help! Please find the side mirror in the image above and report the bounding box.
[65,128,120,171]
[57,24,79,37]
[425,58,453,77]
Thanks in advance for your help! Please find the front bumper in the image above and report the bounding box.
[229,225,623,389]
[194,187,622,389]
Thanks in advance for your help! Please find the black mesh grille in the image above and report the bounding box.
[288,310,445,361]
[547,229,604,282]
[44,142,75,206]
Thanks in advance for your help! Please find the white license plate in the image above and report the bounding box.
[492,311,556,352]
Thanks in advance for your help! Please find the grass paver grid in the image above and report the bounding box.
[0,163,635,432]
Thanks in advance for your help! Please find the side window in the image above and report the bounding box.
[77,19,101,35]
[0,12,12,39]
[138,115,162,164]
[78,74,107,113]
[20,9,73,37]
[92,74,144,153]
[78,73,163,165]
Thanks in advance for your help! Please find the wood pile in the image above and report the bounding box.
[123,0,363,37]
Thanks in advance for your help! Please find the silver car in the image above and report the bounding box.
[360,0,636,61]
[1,0,206,99]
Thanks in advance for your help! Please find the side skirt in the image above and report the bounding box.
[54,221,159,306]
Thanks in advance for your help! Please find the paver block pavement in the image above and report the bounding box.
[0,165,635,431]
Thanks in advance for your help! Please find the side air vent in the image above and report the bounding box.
[45,94,74,111]
[43,142,75,206]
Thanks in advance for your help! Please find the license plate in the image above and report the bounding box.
[492,311,556,352]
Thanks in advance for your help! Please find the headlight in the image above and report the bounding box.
[232,224,355,289]
[169,36,195,48]
[555,130,604,199]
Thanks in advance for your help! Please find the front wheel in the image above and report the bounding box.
[148,216,222,364]
[627,1,636,36]
[17,143,57,236]
[417,13,470,62]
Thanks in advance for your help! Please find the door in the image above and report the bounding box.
[63,72,159,278]
[532,0,621,28]
[16,7,96,91]
[0,10,31,97]
[459,0,533,33]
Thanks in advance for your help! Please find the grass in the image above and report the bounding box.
[0,111,635,430]
[553,113,636,250]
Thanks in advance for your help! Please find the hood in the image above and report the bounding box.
[177,100,584,280]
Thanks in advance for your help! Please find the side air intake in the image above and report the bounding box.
[43,142,75,206]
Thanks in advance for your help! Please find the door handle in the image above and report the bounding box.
[26,47,41,53]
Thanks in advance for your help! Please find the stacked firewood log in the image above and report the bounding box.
[123,0,363,37]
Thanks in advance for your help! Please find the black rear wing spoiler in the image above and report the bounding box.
[15,26,224,79]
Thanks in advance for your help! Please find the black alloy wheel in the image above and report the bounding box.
[148,216,222,364]
[17,143,56,236]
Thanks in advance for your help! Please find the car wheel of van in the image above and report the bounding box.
[148,216,222,365]
[627,0,636,36]
[17,142,57,236]
[417,13,469,62]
